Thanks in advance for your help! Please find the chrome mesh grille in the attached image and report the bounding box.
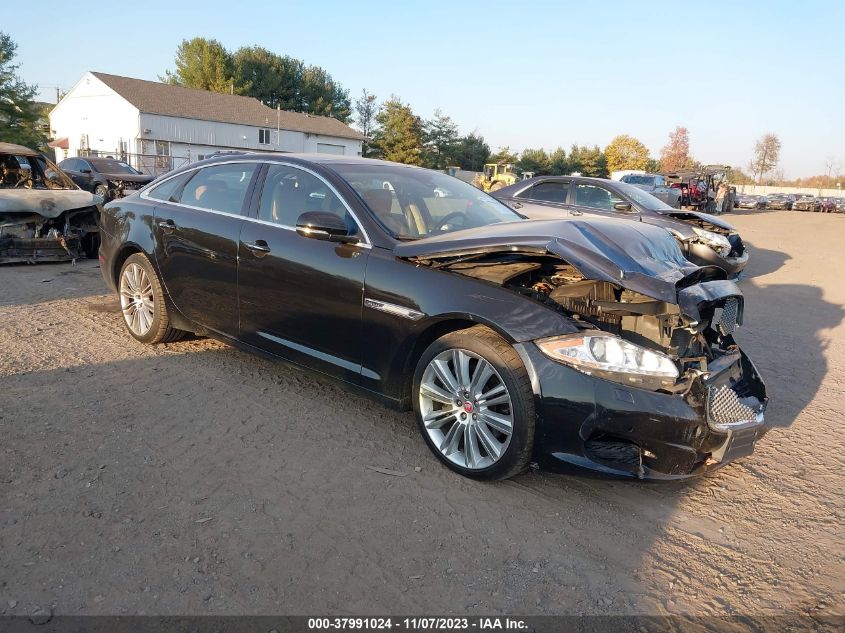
[707,385,758,430]
[715,297,739,335]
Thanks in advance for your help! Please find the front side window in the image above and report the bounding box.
[258,164,356,232]
[177,163,257,214]
[574,184,625,211]
[259,129,271,145]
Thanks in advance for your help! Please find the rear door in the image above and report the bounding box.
[149,161,259,337]
[237,162,370,382]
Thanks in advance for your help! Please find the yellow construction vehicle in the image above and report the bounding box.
[473,163,520,192]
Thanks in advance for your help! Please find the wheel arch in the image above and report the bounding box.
[393,315,519,409]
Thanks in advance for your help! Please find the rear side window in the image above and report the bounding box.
[146,172,194,202]
[178,163,257,214]
[522,181,569,203]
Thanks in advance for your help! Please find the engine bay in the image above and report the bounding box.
[442,254,740,374]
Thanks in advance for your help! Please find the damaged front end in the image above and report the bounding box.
[0,194,100,264]
[399,219,768,479]
[1,147,101,264]
[661,211,748,276]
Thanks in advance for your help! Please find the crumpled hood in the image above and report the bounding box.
[0,189,100,219]
[99,173,153,184]
[654,209,736,232]
[395,218,730,307]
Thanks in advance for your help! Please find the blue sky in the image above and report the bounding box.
[7,0,845,177]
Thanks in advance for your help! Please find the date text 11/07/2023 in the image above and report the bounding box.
[307,617,529,630]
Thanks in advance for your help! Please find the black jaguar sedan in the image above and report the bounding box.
[493,176,749,277]
[59,156,153,201]
[99,154,768,480]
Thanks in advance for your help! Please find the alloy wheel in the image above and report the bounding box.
[119,263,155,336]
[418,349,514,470]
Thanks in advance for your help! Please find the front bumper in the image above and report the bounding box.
[518,342,769,480]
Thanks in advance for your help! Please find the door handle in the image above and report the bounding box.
[244,240,271,257]
[157,219,176,232]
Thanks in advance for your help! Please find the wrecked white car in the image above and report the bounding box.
[0,142,101,264]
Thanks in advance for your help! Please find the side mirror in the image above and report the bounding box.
[80,168,92,174]
[296,211,358,244]
[613,201,634,213]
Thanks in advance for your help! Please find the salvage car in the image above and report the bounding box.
[765,193,792,210]
[1,142,101,263]
[99,154,769,481]
[792,195,819,212]
[736,194,767,210]
[59,156,153,201]
[493,176,749,277]
[618,173,681,208]
[818,197,837,213]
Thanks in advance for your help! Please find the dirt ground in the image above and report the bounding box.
[1,210,843,619]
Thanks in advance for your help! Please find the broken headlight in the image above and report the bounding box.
[536,332,678,390]
[692,227,732,256]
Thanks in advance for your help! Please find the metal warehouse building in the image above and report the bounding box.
[48,72,363,175]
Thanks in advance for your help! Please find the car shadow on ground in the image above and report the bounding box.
[736,240,790,278]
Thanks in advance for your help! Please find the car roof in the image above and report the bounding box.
[201,151,415,169]
[0,142,40,157]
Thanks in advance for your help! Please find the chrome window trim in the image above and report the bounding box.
[140,158,372,248]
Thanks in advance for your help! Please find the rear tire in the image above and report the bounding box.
[412,325,535,480]
[118,253,185,344]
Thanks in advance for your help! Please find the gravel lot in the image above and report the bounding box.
[1,210,843,618]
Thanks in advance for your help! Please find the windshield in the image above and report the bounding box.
[621,175,655,185]
[331,163,523,240]
[89,158,140,175]
[1,153,77,190]
[614,181,674,211]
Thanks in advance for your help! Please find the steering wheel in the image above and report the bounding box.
[435,211,468,233]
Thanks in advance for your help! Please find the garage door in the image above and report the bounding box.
[316,143,345,155]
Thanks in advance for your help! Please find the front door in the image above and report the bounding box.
[570,182,641,220]
[151,161,259,336]
[237,163,370,382]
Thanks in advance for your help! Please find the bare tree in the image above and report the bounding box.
[750,133,782,184]
[353,89,378,157]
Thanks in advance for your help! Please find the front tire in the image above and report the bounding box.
[412,325,535,480]
[118,253,184,344]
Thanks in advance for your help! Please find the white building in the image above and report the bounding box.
[49,72,363,174]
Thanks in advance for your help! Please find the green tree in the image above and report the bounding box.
[547,147,569,175]
[161,37,234,93]
[0,32,47,149]
[422,109,460,169]
[453,133,490,171]
[517,148,550,175]
[354,89,379,157]
[232,46,301,109]
[297,64,351,122]
[489,146,519,165]
[570,145,608,178]
[372,96,424,165]
[604,134,651,173]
